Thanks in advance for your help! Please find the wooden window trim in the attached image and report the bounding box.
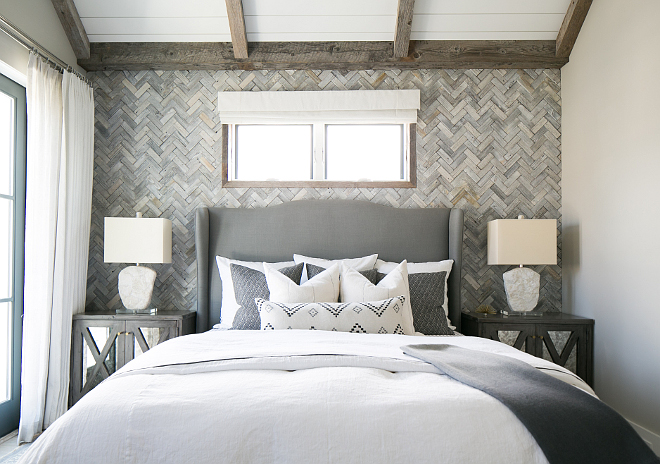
[221,123,417,189]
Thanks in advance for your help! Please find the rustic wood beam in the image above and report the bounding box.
[224,0,248,59]
[393,0,415,58]
[556,0,593,58]
[51,0,90,60]
[79,40,567,71]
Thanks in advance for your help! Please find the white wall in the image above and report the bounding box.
[1,0,83,77]
[562,0,660,438]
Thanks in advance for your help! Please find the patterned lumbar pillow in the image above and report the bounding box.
[230,263,304,330]
[264,262,340,303]
[256,296,407,334]
[306,263,382,285]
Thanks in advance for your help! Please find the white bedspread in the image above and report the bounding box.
[20,330,594,464]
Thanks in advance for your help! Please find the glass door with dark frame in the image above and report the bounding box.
[0,72,26,437]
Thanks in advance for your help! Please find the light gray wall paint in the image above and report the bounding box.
[0,0,83,74]
[562,0,660,435]
[86,69,563,322]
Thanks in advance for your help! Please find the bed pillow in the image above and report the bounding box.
[293,254,378,283]
[306,263,381,285]
[264,262,340,303]
[256,296,407,334]
[231,263,304,330]
[215,256,296,328]
[339,261,415,335]
[376,259,454,334]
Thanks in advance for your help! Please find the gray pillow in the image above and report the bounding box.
[306,263,382,285]
[393,271,453,336]
[231,263,304,330]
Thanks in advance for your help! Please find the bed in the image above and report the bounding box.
[19,200,647,464]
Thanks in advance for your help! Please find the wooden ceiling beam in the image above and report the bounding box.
[393,0,415,58]
[78,40,567,71]
[224,0,248,59]
[51,0,90,60]
[556,0,593,58]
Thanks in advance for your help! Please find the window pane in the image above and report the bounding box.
[0,198,11,300]
[235,125,312,181]
[0,92,14,196]
[0,302,10,402]
[326,125,403,181]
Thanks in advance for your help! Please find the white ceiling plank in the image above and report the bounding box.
[244,16,394,34]
[414,0,571,15]
[242,0,398,16]
[86,31,559,43]
[81,17,230,36]
[87,34,233,42]
[245,32,394,42]
[412,14,565,33]
[410,31,558,40]
[74,0,227,18]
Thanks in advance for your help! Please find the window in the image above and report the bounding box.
[227,123,412,184]
[219,90,419,187]
[233,125,313,181]
[0,72,26,437]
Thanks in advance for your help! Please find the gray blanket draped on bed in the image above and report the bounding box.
[402,344,660,464]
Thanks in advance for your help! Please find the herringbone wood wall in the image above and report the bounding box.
[87,69,562,318]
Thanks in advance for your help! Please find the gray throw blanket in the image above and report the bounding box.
[402,344,659,464]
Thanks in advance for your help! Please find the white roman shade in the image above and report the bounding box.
[217,90,420,124]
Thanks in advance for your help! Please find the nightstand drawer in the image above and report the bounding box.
[70,310,196,405]
[461,312,594,387]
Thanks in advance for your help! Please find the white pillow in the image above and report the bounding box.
[264,262,340,303]
[256,296,408,334]
[215,256,295,328]
[339,261,415,335]
[293,254,378,283]
[376,259,454,330]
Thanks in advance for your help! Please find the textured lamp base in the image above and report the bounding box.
[118,265,157,310]
[503,267,540,312]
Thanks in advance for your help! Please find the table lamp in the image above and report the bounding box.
[487,216,557,313]
[104,213,172,313]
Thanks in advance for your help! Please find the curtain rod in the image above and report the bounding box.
[0,14,92,87]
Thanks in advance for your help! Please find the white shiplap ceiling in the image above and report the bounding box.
[73,0,572,43]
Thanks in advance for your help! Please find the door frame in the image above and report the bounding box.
[0,71,26,437]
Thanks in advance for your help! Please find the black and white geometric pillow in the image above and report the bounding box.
[256,296,407,334]
[230,263,304,330]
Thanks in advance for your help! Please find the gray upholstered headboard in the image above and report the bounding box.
[195,200,464,333]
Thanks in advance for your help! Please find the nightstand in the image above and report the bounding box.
[461,312,594,387]
[70,310,196,405]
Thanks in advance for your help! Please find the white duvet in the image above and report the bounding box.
[20,330,595,464]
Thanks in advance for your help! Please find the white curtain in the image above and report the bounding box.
[18,54,94,443]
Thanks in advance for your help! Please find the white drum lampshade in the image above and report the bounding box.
[487,217,557,312]
[104,215,172,312]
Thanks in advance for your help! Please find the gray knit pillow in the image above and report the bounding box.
[231,263,304,330]
[306,263,382,285]
[376,270,453,335]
